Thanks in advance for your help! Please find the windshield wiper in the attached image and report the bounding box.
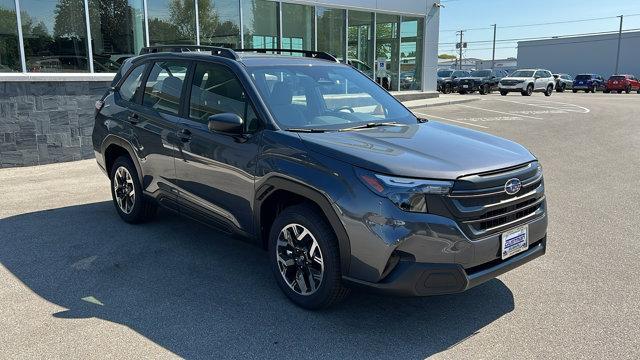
[338,122,402,132]
[285,128,329,133]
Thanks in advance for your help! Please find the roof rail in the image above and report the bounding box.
[139,45,239,60]
[234,48,338,62]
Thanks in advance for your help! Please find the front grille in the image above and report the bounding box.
[445,162,546,238]
[501,80,520,86]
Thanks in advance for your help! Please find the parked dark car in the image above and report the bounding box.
[604,74,640,94]
[572,74,605,93]
[457,69,508,95]
[92,46,548,309]
[553,73,573,92]
[437,69,470,93]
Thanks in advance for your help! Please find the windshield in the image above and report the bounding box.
[247,65,416,130]
[452,70,468,77]
[575,74,592,80]
[509,70,535,78]
[470,70,492,77]
[437,70,453,77]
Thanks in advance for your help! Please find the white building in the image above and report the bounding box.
[517,31,640,78]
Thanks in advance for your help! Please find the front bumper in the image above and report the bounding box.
[499,84,526,91]
[344,236,546,296]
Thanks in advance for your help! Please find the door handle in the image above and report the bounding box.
[127,113,139,123]
[177,128,192,142]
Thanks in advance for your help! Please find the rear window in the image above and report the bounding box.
[575,75,592,80]
[609,76,626,81]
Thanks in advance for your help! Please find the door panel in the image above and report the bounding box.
[174,61,262,234]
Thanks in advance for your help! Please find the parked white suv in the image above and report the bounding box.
[499,69,555,96]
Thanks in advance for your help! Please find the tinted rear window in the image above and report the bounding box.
[575,75,592,80]
[609,76,626,80]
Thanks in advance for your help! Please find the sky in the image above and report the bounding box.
[438,0,640,60]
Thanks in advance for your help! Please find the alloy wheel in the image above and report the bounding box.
[113,166,136,214]
[275,223,324,296]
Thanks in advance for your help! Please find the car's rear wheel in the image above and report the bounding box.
[591,85,597,93]
[617,90,623,94]
[558,83,566,92]
[479,83,490,95]
[544,84,553,96]
[110,156,157,223]
[500,90,508,96]
[521,84,533,96]
[625,86,631,94]
[269,204,349,309]
[604,89,610,93]
[573,89,578,93]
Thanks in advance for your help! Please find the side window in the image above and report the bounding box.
[119,64,146,102]
[534,71,543,78]
[189,62,260,133]
[143,61,189,115]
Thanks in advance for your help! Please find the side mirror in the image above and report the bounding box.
[208,113,244,135]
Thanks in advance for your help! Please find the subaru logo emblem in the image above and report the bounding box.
[504,178,522,195]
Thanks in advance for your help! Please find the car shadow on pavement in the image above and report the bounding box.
[0,201,515,359]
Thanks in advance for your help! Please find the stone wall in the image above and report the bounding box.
[0,81,110,168]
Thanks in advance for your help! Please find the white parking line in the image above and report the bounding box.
[456,104,544,120]
[492,98,590,113]
[412,111,489,129]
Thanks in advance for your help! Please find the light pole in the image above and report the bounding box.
[614,15,623,75]
[491,24,497,69]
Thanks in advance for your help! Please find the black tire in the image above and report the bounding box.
[500,90,508,96]
[557,83,566,93]
[603,89,610,93]
[637,89,640,94]
[268,204,349,310]
[521,84,533,96]
[572,89,578,93]
[479,84,490,95]
[109,156,157,224]
[591,85,597,93]
[617,90,623,94]
[585,89,590,93]
[625,86,631,94]
[444,83,451,94]
[458,90,467,95]
[544,84,553,97]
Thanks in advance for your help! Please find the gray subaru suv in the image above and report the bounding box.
[92,46,547,309]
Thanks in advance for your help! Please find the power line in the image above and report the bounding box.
[441,13,640,33]
[438,28,640,46]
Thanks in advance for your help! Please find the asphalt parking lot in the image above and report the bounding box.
[1,92,639,359]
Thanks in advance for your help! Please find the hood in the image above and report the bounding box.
[501,77,530,81]
[459,77,486,81]
[299,122,535,180]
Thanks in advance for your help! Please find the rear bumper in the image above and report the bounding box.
[344,236,546,296]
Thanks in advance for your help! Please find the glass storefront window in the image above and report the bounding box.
[316,7,344,61]
[148,0,196,45]
[21,0,90,72]
[376,13,400,91]
[400,16,423,91]
[198,0,240,48]
[281,3,314,52]
[88,0,146,72]
[0,0,20,72]
[242,0,278,49]
[347,10,374,79]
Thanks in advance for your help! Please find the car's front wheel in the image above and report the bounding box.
[521,84,533,96]
[109,156,157,223]
[444,83,451,94]
[269,204,349,309]
[500,90,508,96]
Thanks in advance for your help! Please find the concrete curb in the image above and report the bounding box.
[404,97,481,109]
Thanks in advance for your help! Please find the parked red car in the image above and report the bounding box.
[604,74,640,94]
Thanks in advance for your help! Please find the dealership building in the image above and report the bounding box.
[517,30,640,78]
[0,0,441,167]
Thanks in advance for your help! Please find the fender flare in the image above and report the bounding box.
[255,176,351,275]
[100,134,144,184]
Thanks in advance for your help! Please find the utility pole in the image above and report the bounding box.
[615,15,623,75]
[491,24,497,69]
[457,30,464,70]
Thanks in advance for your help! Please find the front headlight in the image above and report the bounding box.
[356,169,453,213]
